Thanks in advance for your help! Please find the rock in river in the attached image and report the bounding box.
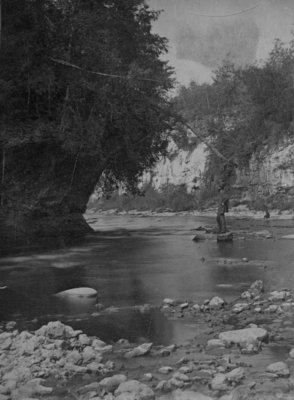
[266,361,290,377]
[55,287,98,298]
[219,326,268,347]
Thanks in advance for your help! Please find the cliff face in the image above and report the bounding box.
[235,141,294,196]
[146,139,294,205]
[142,140,207,192]
[0,142,103,243]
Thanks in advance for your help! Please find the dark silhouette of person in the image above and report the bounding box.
[264,206,270,219]
[216,186,229,233]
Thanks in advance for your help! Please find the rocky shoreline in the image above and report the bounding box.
[2,279,294,400]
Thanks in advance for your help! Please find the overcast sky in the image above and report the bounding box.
[148,0,294,86]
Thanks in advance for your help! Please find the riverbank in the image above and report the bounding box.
[86,205,294,221]
[2,279,294,400]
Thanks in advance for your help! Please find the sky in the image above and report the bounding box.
[148,0,294,86]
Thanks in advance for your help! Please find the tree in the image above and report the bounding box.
[0,0,174,240]
[172,38,294,189]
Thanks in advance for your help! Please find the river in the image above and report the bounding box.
[1,212,294,345]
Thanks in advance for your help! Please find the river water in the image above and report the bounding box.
[1,213,294,344]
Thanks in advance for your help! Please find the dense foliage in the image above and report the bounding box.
[0,0,174,191]
[173,39,294,186]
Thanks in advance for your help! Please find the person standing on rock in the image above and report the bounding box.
[216,186,229,234]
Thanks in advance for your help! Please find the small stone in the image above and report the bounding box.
[83,346,96,363]
[232,303,248,313]
[99,375,127,392]
[226,367,245,383]
[0,338,12,350]
[115,380,155,400]
[209,296,225,309]
[269,290,290,301]
[163,298,176,306]
[179,365,193,374]
[5,321,17,331]
[92,338,107,349]
[78,334,92,346]
[207,339,225,349]
[289,348,294,359]
[142,373,153,382]
[210,374,228,390]
[172,372,190,382]
[179,302,189,310]
[124,343,152,358]
[240,291,252,300]
[159,344,176,357]
[265,305,278,313]
[159,366,173,374]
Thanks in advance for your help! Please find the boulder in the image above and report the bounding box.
[219,327,268,347]
[115,380,155,400]
[266,361,290,377]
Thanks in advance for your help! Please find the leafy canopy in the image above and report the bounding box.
[0,0,174,191]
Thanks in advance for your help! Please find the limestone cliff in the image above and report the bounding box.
[145,138,294,207]
[142,140,207,192]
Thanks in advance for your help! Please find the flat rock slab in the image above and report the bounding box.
[55,287,98,298]
[219,327,268,346]
[217,233,233,242]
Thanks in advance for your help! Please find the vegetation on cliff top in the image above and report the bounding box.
[173,38,294,187]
